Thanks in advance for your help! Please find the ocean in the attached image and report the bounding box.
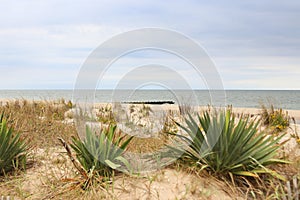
[0,90,299,110]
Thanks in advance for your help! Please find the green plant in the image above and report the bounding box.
[70,124,133,182]
[168,109,287,178]
[0,114,27,174]
[261,105,290,133]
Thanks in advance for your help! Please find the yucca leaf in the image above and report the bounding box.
[105,159,121,169]
[0,114,27,173]
[252,168,287,181]
[119,136,133,150]
[233,171,259,178]
[263,158,291,165]
[115,156,132,171]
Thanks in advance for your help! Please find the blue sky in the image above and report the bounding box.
[0,0,299,89]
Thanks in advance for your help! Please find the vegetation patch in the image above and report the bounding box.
[0,114,28,175]
[261,104,290,133]
[0,100,299,199]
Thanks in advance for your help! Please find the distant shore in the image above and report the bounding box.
[1,90,300,110]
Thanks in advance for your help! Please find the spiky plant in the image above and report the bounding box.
[168,109,287,178]
[0,114,27,174]
[70,124,132,180]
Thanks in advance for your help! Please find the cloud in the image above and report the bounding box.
[216,56,300,89]
[0,0,299,89]
[0,66,77,89]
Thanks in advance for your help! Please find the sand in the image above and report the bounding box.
[2,98,299,122]
[91,102,300,124]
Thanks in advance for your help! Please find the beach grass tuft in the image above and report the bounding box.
[261,104,290,133]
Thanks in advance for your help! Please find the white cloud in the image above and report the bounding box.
[0,0,299,89]
[215,56,300,89]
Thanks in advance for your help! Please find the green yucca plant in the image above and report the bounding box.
[70,124,133,179]
[168,109,287,178]
[0,114,27,174]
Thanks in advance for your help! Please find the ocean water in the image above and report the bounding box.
[0,90,299,110]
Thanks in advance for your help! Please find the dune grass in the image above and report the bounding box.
[0,99,77,147]
[261,104,291,133]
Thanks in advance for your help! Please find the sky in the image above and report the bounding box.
[0,0,300,90]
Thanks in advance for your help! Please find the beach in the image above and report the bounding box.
[0,99,300,199]
[92,102,300,124]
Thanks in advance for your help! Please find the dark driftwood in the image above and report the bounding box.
[122,101,175,105]
[58,137,88,179]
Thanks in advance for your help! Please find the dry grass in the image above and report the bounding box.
[0,99,77,147]
[126,136,171,153]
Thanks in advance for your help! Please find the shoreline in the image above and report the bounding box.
[81,103,300,125]
[1,98,300,124]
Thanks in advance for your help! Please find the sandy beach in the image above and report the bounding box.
[90,102,300,124]
[1,98,300,123]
